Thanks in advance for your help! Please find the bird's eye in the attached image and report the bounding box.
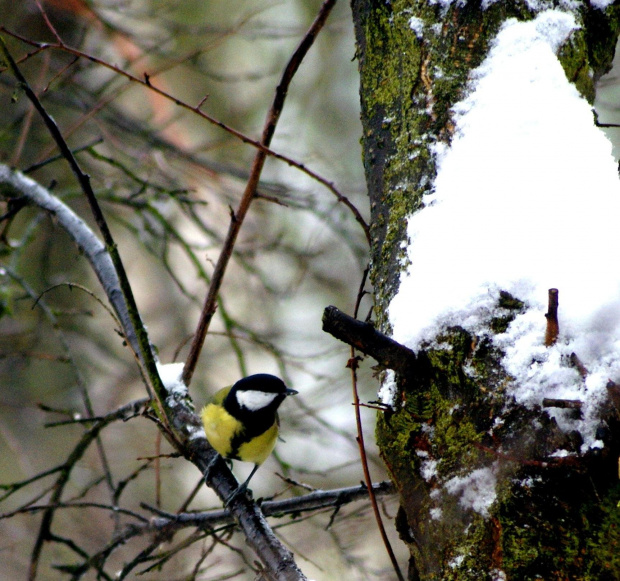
[235,390,279,411]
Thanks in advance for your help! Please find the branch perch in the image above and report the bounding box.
[0,166,306,581]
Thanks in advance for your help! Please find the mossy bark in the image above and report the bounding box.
[351,1,620,579]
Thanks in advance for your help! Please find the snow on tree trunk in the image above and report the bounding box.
[351,1,620,579]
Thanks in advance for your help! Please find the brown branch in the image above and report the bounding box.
[569,352,589,379]
[544,288,559,347]
[182,0,338,387]
[33,0,64,44]
[542,398,583,410]
[347,269,405,581]
[322,305,418,376]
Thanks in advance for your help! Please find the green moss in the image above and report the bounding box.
[493,472,620,580]
[432,405,482,477]
[442,515,500,581]
[558,25,596,103]
[376,399,423,483]
[586,484,620,578]
[584,2,620,85]
[490,291,526,333]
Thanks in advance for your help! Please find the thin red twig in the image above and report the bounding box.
[349,268,405,581]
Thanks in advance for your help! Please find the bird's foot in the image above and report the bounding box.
[224,482,252,507]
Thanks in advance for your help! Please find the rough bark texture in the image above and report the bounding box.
[351,1,620,579]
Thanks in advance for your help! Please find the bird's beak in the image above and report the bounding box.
[286,388,298,396]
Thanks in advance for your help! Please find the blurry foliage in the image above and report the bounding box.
[0,0,403,579]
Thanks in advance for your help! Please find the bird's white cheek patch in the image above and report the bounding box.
[236,390,278,411]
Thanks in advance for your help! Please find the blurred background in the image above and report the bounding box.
[0,1,619,579]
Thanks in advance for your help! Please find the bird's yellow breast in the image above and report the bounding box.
[201,402,279,466]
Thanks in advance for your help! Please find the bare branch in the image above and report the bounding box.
[0,165,139,356]
[322,305,419,376]
[0,27,370,243]
[182,0,339,387]
[142,481,395,532]
[0,38,162,408]
[0,165,308,580]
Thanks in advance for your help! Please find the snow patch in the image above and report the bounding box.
[378,370,399,408]
[157,362,187,396]
[389,9,620,450]
[157,362,188,410]
[590,0,614,9]
[416,449,439,481]
[409,16,425,38]
[444,464,498,517]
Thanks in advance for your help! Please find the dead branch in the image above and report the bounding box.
[322,305,418,376]
[545,288,559,346]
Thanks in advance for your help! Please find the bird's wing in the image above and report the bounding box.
[211,385,232,406]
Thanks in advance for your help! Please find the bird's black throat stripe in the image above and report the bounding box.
[224,396,279,459]
[222,380,287,460]
[227,412,279,460]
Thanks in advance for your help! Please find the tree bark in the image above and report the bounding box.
[350,1,620,579]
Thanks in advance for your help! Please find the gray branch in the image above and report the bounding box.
[0,164,140,356]
[143,480,396,530]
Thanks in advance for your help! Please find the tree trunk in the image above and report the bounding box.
[351,1,620,579]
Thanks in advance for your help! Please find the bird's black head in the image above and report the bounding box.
[224,374,297,423]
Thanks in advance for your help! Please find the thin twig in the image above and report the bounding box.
[7,269,124,543]
[11,49,49,166]
[33,0,63,44]
[23,137,104,174]
[2,501,150,523]
[32,281,121,328]
[24,399,147,580]
[182,0,339,387]
[348,268,405,581]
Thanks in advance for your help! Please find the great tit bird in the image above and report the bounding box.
[201,374,297,502]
